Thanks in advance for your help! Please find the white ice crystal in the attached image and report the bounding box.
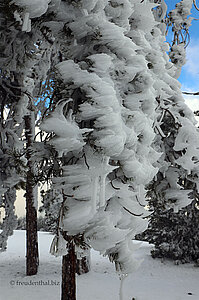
[12,0,51,32]
[40,100,92,156]
[12,0,51,18]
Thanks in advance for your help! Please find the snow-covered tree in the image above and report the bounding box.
[0,0,57,274]
[136,0,199,264]
[38,1,163,299]
[0,79,26,251]
[140,193,199,264]
[0,1,27,252]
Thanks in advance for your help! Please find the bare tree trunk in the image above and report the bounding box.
[61,233,76,300]
[76,255,90,275]
[76,236,90,275]
[25,113,39,276]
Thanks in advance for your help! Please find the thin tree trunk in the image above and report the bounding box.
[76,237,90,275]
[76,255,90,275]
[25,113,39,276]
[61,233,76,300]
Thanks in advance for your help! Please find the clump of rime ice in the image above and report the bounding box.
[12,0,51,32]
[39,0,160,276]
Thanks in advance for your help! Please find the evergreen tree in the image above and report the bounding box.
[137,0,199,264]
[0,0,56,274]
[0,1,26,251]
[0,81,23,251]
[39,1,162,299]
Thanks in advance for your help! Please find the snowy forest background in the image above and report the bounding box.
[1,0,199,300]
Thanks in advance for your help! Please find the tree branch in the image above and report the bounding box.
[193,0,199,11]
[183,91,199,95]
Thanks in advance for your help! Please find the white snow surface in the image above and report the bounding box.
[0,230,198,300]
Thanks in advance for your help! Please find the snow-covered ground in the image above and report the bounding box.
[0,230,198,300]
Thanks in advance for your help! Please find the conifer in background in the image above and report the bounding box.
[137,0,199,264]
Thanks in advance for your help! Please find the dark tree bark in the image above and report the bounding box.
[76,255,90,275]
[74,233,90,275]
[25,113,39,276]
[61,233,76,300]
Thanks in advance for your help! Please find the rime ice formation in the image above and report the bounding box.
[40,0,159,275]
[12,0,51,31]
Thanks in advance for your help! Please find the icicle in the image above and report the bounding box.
[50,235,59,256]
[119,274,128,300]
[91,176,99,214]
[99,157,109,208]
[22,12,31,32]
[58,205,64,229]
[50,233,68,257]
[99,174,106,208]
